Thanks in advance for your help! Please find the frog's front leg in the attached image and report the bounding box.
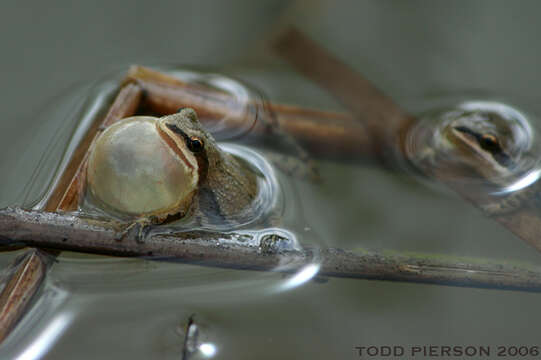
[118,212,187,243]
[480,198,520,217]
[117,217,157,243]
[479,190,530,217]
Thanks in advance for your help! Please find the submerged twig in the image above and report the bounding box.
[0,249,53,342]
[181,315,198,360]
[273,26,541,254]
[434,169,541,254]
[1,207,541,293]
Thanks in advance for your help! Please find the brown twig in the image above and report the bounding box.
[1,207,541,293]
[0,249,53,342]
[273,26,541,254]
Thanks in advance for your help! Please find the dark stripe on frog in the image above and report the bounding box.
[164,123,231,225]
[157,124,195,170]
[165,123,191,143]
[453,126,514,168]
[188,137,231,225]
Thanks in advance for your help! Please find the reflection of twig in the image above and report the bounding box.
[181,315,198,360]
[0,249,53,342]
[2,207,541,293]
[273,26,541,254]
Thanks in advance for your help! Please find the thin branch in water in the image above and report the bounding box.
[1,207,541,293]
[0,249,53,343]
[181,315,198,360]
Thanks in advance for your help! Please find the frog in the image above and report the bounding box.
[418,107,539,216]
[441,110,517,178]
[84,108,260,235]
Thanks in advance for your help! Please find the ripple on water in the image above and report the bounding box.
[405,99,541,210]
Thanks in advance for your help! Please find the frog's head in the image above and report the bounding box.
[157,108,219,181]
[444,110,515,171]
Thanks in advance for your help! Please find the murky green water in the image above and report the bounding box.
[0,66,540,360]
[1,2,541,359]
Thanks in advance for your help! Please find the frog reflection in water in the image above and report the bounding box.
[439,109,538,215]
[85,108,259,232]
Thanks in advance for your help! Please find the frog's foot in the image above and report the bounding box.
[117,218,154,243]
[479,194,523,217]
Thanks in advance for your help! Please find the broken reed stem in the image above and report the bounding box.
[273,26,541,254]
[0,249,53,342]
[1,207,541,293]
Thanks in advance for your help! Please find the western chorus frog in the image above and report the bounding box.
[85,108,259,229]
[435,108,538,215]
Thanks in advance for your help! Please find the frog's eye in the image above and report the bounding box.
[187,136,204,153]
[479,133,501,152]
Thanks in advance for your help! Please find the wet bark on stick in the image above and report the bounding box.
[0,249,53,342]
[1,207,541,293]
